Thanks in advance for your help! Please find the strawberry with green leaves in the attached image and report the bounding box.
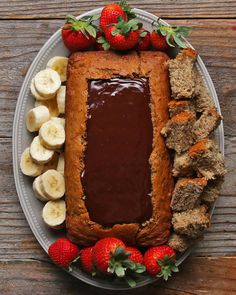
[48,238,79,269]
[137,29,151,51]
[92,237,145,287]
[61,15,98,52]
[101,17,142,51]
[100,0,136,31]
[151,22,192,51]
[143,245,178,280]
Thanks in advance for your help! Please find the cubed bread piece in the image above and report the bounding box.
[169,48,198,99]
[167,233,191,252]
[193,108,222,141]
[172,152,193,177]
[172,205,210,238]
[171,178,207,212]
[161,111,196,154]
[193,68,215,112]
[201,177,224,205]
[168,100,195,117]
[188,138,226,180]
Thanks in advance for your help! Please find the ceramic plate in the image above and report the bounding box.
[13,8,224,290]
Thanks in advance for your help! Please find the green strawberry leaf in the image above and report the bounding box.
[122,259,136,270]
[135,263,146,274]
[173,35,187,48]
[97,36,106,43]
[166,32,175,47]
[111,28,119,36]
[140,30,147,37]
[85,25,97,38]
[115,265,125,277]
[118,0,136,20]
[125,276,137,288]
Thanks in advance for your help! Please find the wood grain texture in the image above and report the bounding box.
[1,257,236,295]
[0,0,236,19]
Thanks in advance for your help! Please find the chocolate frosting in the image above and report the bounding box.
[81,77,153,225]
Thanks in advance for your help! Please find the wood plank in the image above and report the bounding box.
[1,0,236,19]
[1,257,236,295]
[0,137,235,259]
[1,19,236,137]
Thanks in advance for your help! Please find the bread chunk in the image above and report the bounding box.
[193,68,215,112]
[188,138,226,180]
[193,108,222,141]
[168,100,195,117]
[172,205,210,238]
[167,233,191,252]
[161,111,196,154]
[172,152,193,177]
[171,178,207,212]
[169,48,198,99]
[201,177,224,205]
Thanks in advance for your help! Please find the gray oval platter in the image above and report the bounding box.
[12,7,224,290]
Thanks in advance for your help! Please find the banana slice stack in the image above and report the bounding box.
[20,55,68,229]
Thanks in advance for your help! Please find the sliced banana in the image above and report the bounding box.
[42,199,66,229]
[30,78,55,101]
[26,105,50,132]
[35,98,59,118]
[20,147,44,177]
[34,68,61,98]
[57,153,64,175]
[30,136,54,164]
[42,152,59,173]
[41,169,65,200]
[51,117,65,129]
[56,86,66,114]
[39,120,65,150]
[33,176,49,202]
[46,56,68,82]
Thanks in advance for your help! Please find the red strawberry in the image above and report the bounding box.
[105,18,142,51]
[80,246,94,274]
[92,237,125,274]
[48,238,79,268]
[100,3,127,31]
[151,31,169,51]
[137,29,151,51]
[61,15,96,52]
[151,23,192,51]
[126,246,143,264]
[143,245,178,280]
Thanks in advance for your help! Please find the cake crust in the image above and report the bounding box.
[65,51,173,246]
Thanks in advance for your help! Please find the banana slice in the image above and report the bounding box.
[42,152,59,173]
[30,78,55,101]
[46,56,68,82]
[41,169,65,200]
[34,69,61,98]
[56,86,66,114]
[26,105,50,132]
[30,136,54,164]
[51,117,65,129]
[57,153,64,175]
[33,175,49,202]
[42,199,66,229]
[20,147,44,177]
[35,98,59,118]
[39,120,65,150]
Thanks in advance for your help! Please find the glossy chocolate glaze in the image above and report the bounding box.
[81,77,153,225]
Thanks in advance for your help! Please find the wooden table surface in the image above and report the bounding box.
[1,1,236,294]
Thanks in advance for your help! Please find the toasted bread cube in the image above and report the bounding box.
[172,152,193,177]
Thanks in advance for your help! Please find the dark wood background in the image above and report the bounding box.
[1,1,236,294]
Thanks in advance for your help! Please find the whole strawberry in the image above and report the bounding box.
[151,23,192,51]
[48,238,79,268]
[143,245,178,280]
[104,17,142,51]
[100,3,127,31]
[126,246,143,264]
[137,29,151,51]
[80,246,94,274]
[61,15,97,52]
